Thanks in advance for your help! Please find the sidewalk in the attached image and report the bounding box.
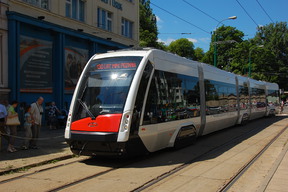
[264,141,288,192]
[0,127,72,174]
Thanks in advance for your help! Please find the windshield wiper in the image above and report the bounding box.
[77,99,96,120]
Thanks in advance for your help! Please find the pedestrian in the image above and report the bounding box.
[48,101,60,130]
[30,97,44,149]
[0,101,9,143]
[6,101,19,152]
[280,100,284,114]
[22,105,33,150]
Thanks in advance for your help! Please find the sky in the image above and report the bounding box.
[151,0,288,52]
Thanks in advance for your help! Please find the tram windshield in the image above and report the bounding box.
[73,56,143,120]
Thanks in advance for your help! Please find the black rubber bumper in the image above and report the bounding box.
[69,130,118,142]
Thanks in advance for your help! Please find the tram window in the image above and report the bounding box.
[267,89,280,106]
[143,72,159,125]
[135,61,153,112]
[133,61,153,130]
[251,88,266,108]
[181,75,200,118]
[205,80,220,115]
[143,70,200,125]
[205,80,237,114]
[239,85,249,110]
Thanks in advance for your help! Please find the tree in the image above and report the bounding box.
[168,38,195,59]
[204,26,245,69]
[202,23,287,90]
[252,22,288,90]
[194,47,205,61]
[229,40,250,75]
[139,0,158,48]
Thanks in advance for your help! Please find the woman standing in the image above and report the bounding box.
[6,101,19,152]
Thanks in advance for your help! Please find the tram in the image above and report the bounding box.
[64,48,280,156]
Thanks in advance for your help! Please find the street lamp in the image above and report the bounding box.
[213,16,237,67]
[248,45,264,78]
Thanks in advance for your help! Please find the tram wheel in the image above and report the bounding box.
[174,125,197,149]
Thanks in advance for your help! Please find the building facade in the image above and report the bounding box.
[0,0,9,100]
[0,0,139,110]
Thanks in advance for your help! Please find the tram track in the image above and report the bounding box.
[0,155,89,184]
[1,117,287,192]
[47,161,131,192]
[47,122,267,192]
[0,150,153,191]
[217,124,288,192]
[49,118,287,192]
[132,118,288,192]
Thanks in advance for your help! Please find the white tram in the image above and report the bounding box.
[64,48,280,156]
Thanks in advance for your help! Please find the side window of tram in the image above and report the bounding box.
[143,73,159,125]
[267,90,279,106]
[134,61,153,112]
[132,61,153,130]
[239,85,249,110]
[142,70,201,125]
[205,80,237,115]
[251,88,266,108]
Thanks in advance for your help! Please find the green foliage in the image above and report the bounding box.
[139,0,158,48]
[252,22,288,89]
[203,22,288,90]
[168,38,195,59]
[206,26,244,69]
[194,47,205,61]
[139,1,287,89]
[230,41,250,75]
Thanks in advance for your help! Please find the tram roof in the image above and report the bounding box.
[90,48,278,88]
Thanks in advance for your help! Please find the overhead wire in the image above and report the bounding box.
[150,2,211,34]
[235,0,259,27]
[255,0,274,23]
[159,33,193,35]
[182,0,220,23]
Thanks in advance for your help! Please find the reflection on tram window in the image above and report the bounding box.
[251,88,266,108]
[205,80,237,115]
[239,84,249,110]
[143,70,200,125]
[267,89,280,107]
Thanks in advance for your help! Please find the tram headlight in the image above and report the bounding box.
[122,112,131,132]
[111,73,118,80]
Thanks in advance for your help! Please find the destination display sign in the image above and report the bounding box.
[96,62,137,70]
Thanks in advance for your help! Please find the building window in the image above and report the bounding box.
[121,18,133,38]
[65,0,85,22]
[22,0,49,9]
[97,8,112,32]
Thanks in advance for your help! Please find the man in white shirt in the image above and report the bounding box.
[30,97,44,149]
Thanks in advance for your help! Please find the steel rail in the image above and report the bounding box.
[218,125,288,192]
[132,122,287,192]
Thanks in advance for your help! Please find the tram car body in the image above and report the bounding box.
[65,49,280,156]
